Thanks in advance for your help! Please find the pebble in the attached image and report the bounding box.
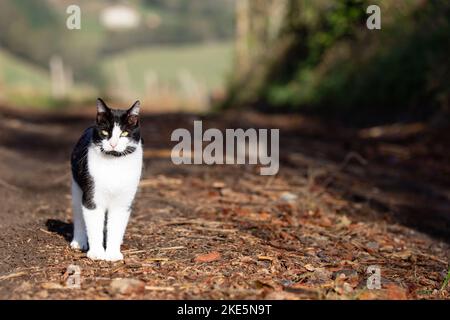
[280,192,297,203]
[109,278,145,295]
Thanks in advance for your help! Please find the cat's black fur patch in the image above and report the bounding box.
[71,127,96,209]
[101,146,137,157]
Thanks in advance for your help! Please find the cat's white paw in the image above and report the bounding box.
[70,239,88,251]
[104,250,124,262]
[86,249,106,260]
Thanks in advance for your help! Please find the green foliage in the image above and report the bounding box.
[226,0,450,125]
[441,268,450,291]
[0,0,103,82]
[0,50,50,91]
[0,0,59,67]
[142,0,235,40]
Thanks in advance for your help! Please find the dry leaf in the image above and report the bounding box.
[194,251,221,263]
[337,216,352,229]
[41,282,64,290]
[384,283,408,300]
[392,250,412,260]
[258,255,274,262]
[304,264,316,272]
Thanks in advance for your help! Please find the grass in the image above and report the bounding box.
[441,268,450,291]
[0,49,97,109]
[0,41,233,109]
[0,49,50,91]
[0,49,54,108]
[101,42,234,95]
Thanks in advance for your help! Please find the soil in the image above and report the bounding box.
[0,106,449,299]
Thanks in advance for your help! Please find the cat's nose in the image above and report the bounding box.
[110,141,117,149]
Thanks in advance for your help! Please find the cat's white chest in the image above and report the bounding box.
[87,144,143,203]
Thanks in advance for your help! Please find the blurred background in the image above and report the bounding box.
[0,0,448,125]
[0,0,450,123]
[227,0,450,126]
[0,0,236,111]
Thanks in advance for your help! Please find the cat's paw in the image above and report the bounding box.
[104,250,124,262]
[70,239,88,251]
[86,249,106,260]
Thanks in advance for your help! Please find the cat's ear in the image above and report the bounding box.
[128,100,140,116]
[96,98,110,114]
[96,98,110,124]
[127,100,140,126]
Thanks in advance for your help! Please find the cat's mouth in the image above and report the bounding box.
[100,146,137,157]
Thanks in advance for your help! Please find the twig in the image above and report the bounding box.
[0,179,21,192]
[191,226,237,233]
[145,286,175,292]
[0,271,27,281]
[154,246,186,251]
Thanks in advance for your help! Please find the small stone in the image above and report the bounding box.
[280,192,297,203]
[366,241,379,252]
[110,278,145,295]
[36,290,49,299]
[343,282,353,294]
[380,245,394,252]
[212,181,225,189]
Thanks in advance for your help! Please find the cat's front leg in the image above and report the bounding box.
[105,205,131,261]
[82,206,106,260]
[70,181,88,251]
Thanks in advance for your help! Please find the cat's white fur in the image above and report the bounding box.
[71,125,143,261]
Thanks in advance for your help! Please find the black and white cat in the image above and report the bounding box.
[70,98,143,261]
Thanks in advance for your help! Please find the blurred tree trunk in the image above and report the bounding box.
[235,0,250,74]
[225,0,293,109]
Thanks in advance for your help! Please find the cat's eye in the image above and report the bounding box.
[101,130,108,136]
[121,131,129,137]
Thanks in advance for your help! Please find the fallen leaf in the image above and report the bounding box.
[380,245,394,252]
[41,282,64,290]
[384,283,408,300]
[392,250,412,260]
[357,290,379,300]
[194,251,221,263]
[337,215,352,229]
[304,264,316,272]
[284,283,320,298]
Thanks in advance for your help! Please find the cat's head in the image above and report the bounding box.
[93,98,141,156]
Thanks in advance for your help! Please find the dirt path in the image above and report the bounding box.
[0,106,449,299]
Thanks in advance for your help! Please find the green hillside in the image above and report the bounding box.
[102,42,234,94]
[0,49,50,91]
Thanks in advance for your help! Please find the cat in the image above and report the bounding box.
[70,98,143,261]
